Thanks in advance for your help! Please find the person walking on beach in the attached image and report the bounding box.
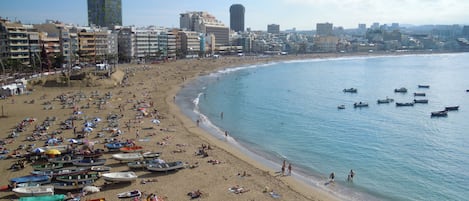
[281,160,286,176]
[288,163,292,176]
[136,129,140,139]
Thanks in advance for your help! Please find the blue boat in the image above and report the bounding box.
[105,142,129,150]
[10,175,51,184]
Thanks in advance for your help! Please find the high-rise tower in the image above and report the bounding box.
[230,4,245,32]
[88,0,122,28]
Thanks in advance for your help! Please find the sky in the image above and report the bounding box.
[0,0,468,30]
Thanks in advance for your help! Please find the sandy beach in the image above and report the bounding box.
[0,54,344,201]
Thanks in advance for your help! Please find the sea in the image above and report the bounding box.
[175,53,469,201]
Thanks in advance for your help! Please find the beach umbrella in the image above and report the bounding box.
[83,127,93,133]
[83,186,100,193]
[46,138,58,145]
[32,147,45,154]
[68,139,78,144]
[45,149,61,155]
[151,119,161,124]
[84,122,94,127]
[93,117,102,122]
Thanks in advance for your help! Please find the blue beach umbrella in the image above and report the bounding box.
[83,127,93,133]
[32,147,45,154]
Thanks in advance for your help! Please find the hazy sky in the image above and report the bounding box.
[0,0,467,30]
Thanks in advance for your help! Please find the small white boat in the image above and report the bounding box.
[147,161,185,172]
[102,171,138,182]
[142,151,161,158]
[12,185,54,197]
[90,165,112,172]
[112,153,143,162]
[117,190,142,198]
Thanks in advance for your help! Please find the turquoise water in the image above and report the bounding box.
[176,53,469,201]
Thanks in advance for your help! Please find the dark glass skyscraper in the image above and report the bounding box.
[88,0,122,28]
[230,4,245,32]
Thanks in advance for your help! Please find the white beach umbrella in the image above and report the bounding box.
[83,186,100,193]
[93,117,102,122]
[46,138,58,145]
[32,147,45,154]
[83,127,93,133]
[68,139,78,144]
[151,119,160,124]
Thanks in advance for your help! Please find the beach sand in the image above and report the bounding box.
[0,55,340,201]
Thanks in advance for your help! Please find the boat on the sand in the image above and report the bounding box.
[146,161,185,172]
[102,171,138,182]
[13,185,54,197]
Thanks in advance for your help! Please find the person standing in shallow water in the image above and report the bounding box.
[348,169,355,181]
[287,163,292,176]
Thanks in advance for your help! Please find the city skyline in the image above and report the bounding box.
[0,0,468,30]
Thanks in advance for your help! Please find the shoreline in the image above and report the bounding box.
[0,52,463,201]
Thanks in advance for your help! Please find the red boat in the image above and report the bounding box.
[120,146,143,153]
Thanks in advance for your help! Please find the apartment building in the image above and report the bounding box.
[0,18,39,66]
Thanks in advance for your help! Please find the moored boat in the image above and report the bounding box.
[337,105,345,109]
[105,142,130,150]
[413,99,428,104]
[12,185,54,197]
[394,87,407,93]
[32,163,64,171]
[127,160,158,169]
[343,88,357,93]
[396,102,414,107]
[120,146,143,153]
[112,153,143,162]
[142,151,161,159]
[10,175,51,184]
[117,190,142,198]
[101,171,138,182]
[51,180,94,190]
[90,165,112,172]
[72,158,106,166]
[55,173,99,182]
[48,155,83,164]
[431,110,448,117]
[413,92,426,96]
[445,106,459,111]
[146,161,185,172]
[18,194,66,201]
[353,102,368,108]
[418,85,430,88]
[377,97,394,104]
[31,167,89,177]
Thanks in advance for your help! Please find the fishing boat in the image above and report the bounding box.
[418,85,430,88]
[445,106,459,111]
[72,158,106,166]
[413,99,428,104]
[55,173,99,182]
[51,180,94,190]
[414,92,426,96]
[127,160,158,169]
[48,155,83,164]
[41,145,68,153]
[394,87,407,93]
[101,171,138,182]
[112,153,143,162]
[377,97,394,104]
[353,102,368,108]
[90,166,112,172]
[31,167,89,177]
[11,175,51,184]
[431,110,448,117]
[32,163,64,171]
[18,194,66,201]
[337,105,345,109]
[396,102,414,107]
[105,142,130,150]
[117,190,142,198]
[146,161,185,172]
[12,185,54,197]
[142,151,161,158]
[343,88,357,93]
[120,146,143,153]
